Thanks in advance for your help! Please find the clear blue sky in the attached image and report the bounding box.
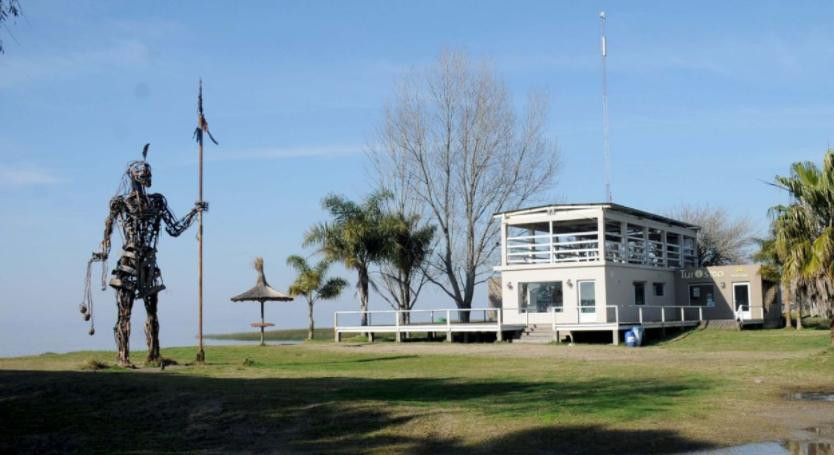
[1,1,831,355]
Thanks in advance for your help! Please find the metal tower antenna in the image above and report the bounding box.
[600,11,613,203]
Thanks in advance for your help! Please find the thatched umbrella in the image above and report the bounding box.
[230,257,293,345]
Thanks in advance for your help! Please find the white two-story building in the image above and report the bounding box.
[492,203,781,343]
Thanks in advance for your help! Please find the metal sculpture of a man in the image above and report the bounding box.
[83,144,206,367]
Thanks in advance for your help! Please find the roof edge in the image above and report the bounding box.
[494,202,701,230]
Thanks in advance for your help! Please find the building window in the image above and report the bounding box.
[653,282,665,296]
[689,284,715,307]
[683,236,698,267]
[519,281,563,313]
[579,281,596,313]
[634,282,645,305]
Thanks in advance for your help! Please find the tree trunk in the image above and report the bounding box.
[358,267,369,326]
[782,282,792,329]
[307,298,315,340]
[796,294,803,331]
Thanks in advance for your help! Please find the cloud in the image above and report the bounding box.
[0,164,66,187]
[0,39,152,88]
[206,145,364,162]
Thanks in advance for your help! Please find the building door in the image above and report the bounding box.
[733,282,751,320]
[578,280,596,323]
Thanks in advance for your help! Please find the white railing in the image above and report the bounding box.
[334,308,504,342]
[735,305,764,321]
[550,305,620,330]
[506,230,600,265]
[635,305,704,326]
[549,305,706,331]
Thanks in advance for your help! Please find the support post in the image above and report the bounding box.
[639,307,643,324]
[496,309,503,342]
[661,307,667,336]
[259,300,265,346]
[395,310,401,343]
[597,213,605,262]
[612,329,619,346]
[620,221,627,262]
[549,219,555,263]
[699,307,703,322]
[446,309,452,342]
[369,332,374,343]
[500,218,508,266]
[680,307,685,323]
[335,331,341,343]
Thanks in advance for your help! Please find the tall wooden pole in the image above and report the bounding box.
[193,79,217,363]
[196,80,206,363]
[260,301,265,346]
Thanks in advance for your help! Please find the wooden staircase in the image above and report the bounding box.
[516,324,558,343]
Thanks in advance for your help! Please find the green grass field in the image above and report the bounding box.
[205,327,334,341]
[1,328,832,453]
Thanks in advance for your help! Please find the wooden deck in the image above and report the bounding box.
[334,306,757,345]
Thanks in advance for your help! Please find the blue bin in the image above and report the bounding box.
[624,331,637,347]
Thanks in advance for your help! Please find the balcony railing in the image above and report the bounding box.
[506,230,600,265]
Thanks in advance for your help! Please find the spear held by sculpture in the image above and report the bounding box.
[193,79,218,363]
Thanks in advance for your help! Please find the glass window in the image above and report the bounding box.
[689,284,715,307]
[653,282,665,296]
[626,224,646,264]
[519,281,563,313]
[683,236,698,267]
[634,282,645,305]
[666,232,681,268]
[579,281,596,313]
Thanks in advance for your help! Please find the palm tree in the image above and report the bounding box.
[770,151,834,344]
[286,255,347,340]
[752,235,791,329]
[378,212,435,323]
[304,192,389,327]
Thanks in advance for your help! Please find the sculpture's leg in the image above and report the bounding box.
[114,289,134,367]
[144,293,160,363]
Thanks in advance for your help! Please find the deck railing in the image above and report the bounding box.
[550,305,706,332]
[734,305,764,321]
[334,308,504,342]
[506,231,600,265]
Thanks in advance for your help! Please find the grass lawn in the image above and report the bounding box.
[1,328,832,453]
[205,327,334,341]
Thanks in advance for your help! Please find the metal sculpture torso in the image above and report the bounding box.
[90,149,205,366]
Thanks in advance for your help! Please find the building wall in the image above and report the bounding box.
[673,265,775,320]
[499,264,608,325]
[496,263,779,325]
[604,264,678,323]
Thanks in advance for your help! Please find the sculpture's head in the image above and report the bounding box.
[127,160,152,188]
[126,143,152,188]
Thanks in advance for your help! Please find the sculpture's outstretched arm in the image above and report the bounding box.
[95,196,123,260]
[162,197,208,237]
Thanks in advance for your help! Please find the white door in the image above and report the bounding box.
[733,282,752,320]
[578,280,597,323]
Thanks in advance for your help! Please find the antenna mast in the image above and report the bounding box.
[600,11,613,203]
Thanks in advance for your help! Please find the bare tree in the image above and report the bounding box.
[371,50,559,320]
[667,204,754,266]
[0,0,20,54]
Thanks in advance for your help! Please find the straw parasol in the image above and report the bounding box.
[230,257,293,345]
